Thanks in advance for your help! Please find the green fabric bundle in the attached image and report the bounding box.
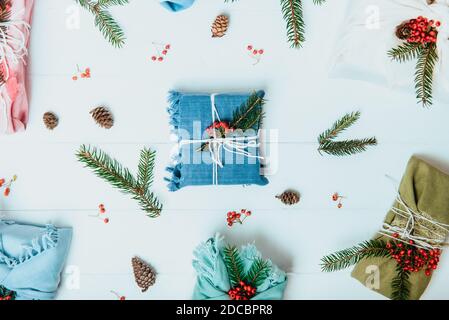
[352,156,449,299]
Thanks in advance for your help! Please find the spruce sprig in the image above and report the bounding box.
[246,258,271,287]
[388,42,438,107]
[76,145,162,218]
[230,92,266,130]
[223,246,246,287]
[391,263,411,300]
[75,0,128,48]
[318,111,377,156]
[320,240,390,272]
[223,246,272,288]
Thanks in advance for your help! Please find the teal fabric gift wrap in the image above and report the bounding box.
[0,220,72,300]
[192,235,287,300]
[165,91,269,191]
[159,0,195,12]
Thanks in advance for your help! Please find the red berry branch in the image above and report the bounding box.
[387,233,441,276]
[226,209,252,227]
[228,281,257,300]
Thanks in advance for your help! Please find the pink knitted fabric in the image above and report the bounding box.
[0,0,34,134]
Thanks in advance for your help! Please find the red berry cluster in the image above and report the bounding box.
[206,121,234,138]
[405,16,440,45]
[228,281,256,300]
[151,44,171,62]
[246,44,264,65]
[227,209,252,227]
[0,175,17,197]
[0,295,13,301]
[90,204,110,224]
[332,192,345,209]
[387,233,441,276]
[72,66,91,81]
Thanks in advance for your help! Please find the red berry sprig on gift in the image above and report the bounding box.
[401,16,440,46]
[151,43,171,62]
[387,233,441,276]
[228,281,257,300]
[0,286,16,301]
[206,121,234,139]
[0,175,17,197]
[226,209,252,227]
[110,290,126,300]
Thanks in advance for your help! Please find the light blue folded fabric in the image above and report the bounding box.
[159,0,195,12]
[165,91,269,191]
[192,235,287,300]
[0,220,72,300]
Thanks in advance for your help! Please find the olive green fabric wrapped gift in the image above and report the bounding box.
[351,156,449,300]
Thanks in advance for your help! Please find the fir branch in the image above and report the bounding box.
[391,264,411,300]
[76,145,162,218]
[223,246,246,287]
[245,258,271,288]
[415,44,438,107]
[388,42,423,63]
[137,148,155,192]
[320,240,390,272]
[318,111,361,143]
[230,92,265,130]
[75,0,128,48]
[318,138,378,156]
[280,0,305,48]
[317,111,377,156]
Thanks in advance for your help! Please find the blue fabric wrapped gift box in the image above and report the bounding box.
[165,91,269,191]
[0,220,72,300]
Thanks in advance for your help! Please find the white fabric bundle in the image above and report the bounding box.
[329,0,449,100]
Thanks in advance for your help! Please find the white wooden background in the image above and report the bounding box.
[1,0,449,300]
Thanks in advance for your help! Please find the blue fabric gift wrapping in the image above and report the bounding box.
[159,0,195,12]
[192,234,287,300]
[0,220,72,300]
[166,91,269,191]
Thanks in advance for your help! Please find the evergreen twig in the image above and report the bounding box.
[317,111,377,156]
[223,246,246,287]
[245,258,271,287]
[391,264,411,300]
[415,44,438,107]
[76,145,162,218]
[320,240,390,272]
[230,92,266,130]
[75,0,128,48]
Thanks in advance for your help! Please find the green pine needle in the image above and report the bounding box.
[391,264,411,300]
[388,42,423,63]
[415,44,438,108]
[230,92,266,130]
[76,145,162,218]
[320,240,390,272]
[280,0,305,48]
[223,246,246,287]
[318,111,377,156]
[75,0,128,48]
[245,258,271,287]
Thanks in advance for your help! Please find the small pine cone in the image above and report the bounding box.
[395,22,411,40]
[276,190,300,206]
[132,257,156,293]
[43,112,59,130]
[211,15,229,38]
[90,106,114,129]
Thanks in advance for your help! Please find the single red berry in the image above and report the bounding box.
[158,57,164,62]
[151,56,157,61]
[436,21,441,27]
[104,218,110,224]
[4,187,10,197]
[258,49,264,54]
[337,203,343,209]
[332,193,339,201]
[72,75,78,81]
[253,49,258,55]
[247,45,253,50]
[162,50,168,55]
[165,44,171,50]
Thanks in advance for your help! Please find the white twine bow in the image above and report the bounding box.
[0,10,31,82]
[179,94,264,185]
[378,175,449,250]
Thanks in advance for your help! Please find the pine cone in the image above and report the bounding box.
[90,106,114,129]
[395,22,411,40]
[132,257,156,293]
[43,112,59,130]
[276,190,300,206]
[211,15,229,38]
